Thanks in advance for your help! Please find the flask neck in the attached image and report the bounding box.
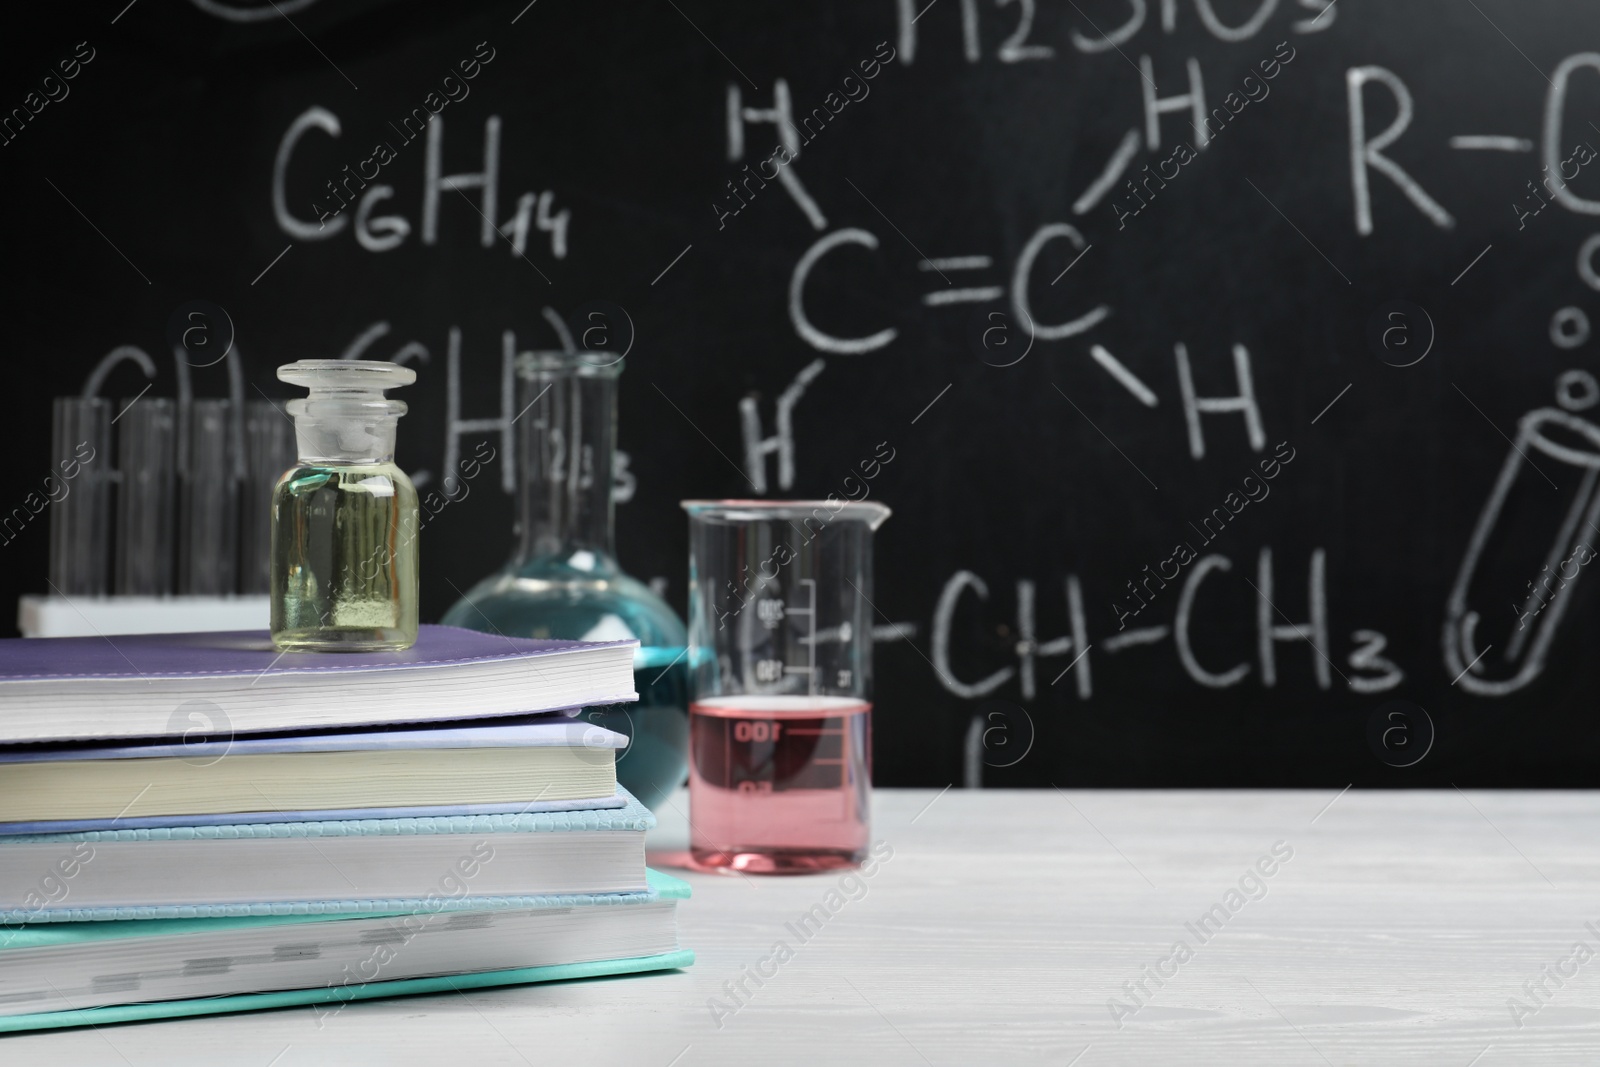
[513,361,619,569]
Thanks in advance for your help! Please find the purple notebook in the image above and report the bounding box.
[0,625,638,744]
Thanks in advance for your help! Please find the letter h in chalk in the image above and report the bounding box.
[1140,55,1209,151]
[440,326,517,496]
[1174,343,1266,461]
[423,116,500,246]
[740,359,825,494]
[1256,547,1331,689]
[726,81,827,230]
[1016,577,1091,700]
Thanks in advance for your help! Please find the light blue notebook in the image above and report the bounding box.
[0,871,692,1033]
[0,789,655,924]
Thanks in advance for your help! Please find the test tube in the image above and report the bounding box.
[238,399,295,595]
[47,397,112,597]
[1444,406,1600,696]
[177,399,239,596]
[115,397,176,596]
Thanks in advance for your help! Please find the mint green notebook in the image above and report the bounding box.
[0,951,696,1034]
[0,871,691,1033]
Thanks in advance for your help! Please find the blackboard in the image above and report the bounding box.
[5,0,1600,787]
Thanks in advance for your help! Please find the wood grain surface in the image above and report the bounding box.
[6,787,1598,1065]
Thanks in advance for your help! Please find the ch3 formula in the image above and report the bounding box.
[930,547,1404,702]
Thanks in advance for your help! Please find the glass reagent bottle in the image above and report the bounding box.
[271,360,419,652]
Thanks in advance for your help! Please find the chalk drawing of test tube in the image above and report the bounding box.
[1444,404,1600,696]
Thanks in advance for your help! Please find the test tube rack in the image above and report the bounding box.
[17,396,294,638]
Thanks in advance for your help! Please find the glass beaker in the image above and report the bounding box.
[682,499,891,873]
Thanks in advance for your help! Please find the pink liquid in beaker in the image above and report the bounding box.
[689,694,871,873]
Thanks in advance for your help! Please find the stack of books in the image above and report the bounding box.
[0,625,692,1032]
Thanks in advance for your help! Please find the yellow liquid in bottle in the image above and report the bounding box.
[270,463,419,651]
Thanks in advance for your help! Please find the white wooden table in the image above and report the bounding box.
[6,788,1599,1065]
